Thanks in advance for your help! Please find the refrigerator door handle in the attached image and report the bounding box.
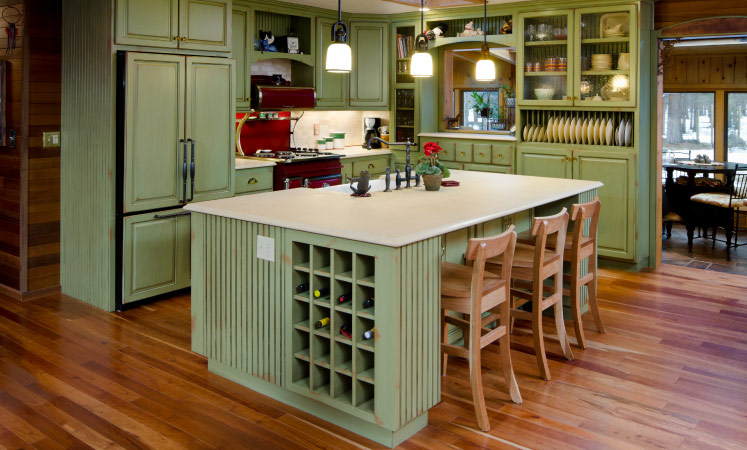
[181,139,187,203]
[188,138,195,202]
[154,211,191,220]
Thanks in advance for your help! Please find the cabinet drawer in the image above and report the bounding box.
[441,161,463,171]
[235,167,273,194]
[352,157,388,176]
[464,163,511,174]
[473,144,492,164]
[455,143,473,163]
[438,142,455,161]
[491,144,514,166]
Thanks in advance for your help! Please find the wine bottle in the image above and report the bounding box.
[339,323,352,338]
[296,283,308,293]
[362,327,375,340]
[315,317,330,329]
[337,293,351,304]
[362,297,374,309]
[314,287,329,298]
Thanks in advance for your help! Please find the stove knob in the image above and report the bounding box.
[303,179,309,188]
[283,178,290,190]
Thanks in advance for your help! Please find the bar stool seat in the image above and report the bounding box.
[442,261,506,298]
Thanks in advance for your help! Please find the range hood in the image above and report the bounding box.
[251,85,317,110]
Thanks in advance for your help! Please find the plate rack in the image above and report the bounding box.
[290,242,377,416]
[520,109,634,147]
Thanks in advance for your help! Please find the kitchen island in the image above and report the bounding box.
[185,170,601,447]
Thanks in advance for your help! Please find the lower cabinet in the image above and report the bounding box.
[342,154,392,180]
[415,138,515,174]
[235,166,274,195]
[122,209,191,304]
[517,145,636,260]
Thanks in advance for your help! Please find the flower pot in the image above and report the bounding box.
[422,174,443,191]
[479,107,490,118]
[504,97,516,108]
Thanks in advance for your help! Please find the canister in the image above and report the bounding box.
[325,137,334,149]
[332,132,345,149]
[316,138,327,150]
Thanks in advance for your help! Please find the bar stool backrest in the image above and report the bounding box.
[464,225,517,304]
[570,197,602,255]
[530,208,569,275]
[732,168,747,205]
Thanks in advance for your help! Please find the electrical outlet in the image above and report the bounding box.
[313,124,320,135]
[43,131,60,148]
[257,235,275,262]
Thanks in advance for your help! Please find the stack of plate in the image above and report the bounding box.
[591,54,612,71]
[522,116,633,147]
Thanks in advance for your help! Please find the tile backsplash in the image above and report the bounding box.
[291,110,390,149]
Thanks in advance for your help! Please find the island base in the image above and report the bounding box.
[209,360,429,447]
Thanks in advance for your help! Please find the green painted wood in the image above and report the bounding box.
[350,21,389,108]
[454,142,473,163]
[122,209,191,304]
[463,163,512,173]
[232,6,252,109]
[516,145,572,178]
[191,213,206,355]
[491,142,514,165]
[234,166,273,194]
[316,18,348,109]
[61,0,117,311]
[473,143,492,164]
[115,0,179,48]
[124,53,186,213]
[186,57,236,202]
[179,0,231,52]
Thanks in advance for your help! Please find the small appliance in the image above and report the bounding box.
[363,117,382,148]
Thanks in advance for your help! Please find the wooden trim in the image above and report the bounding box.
[714,90,725,161]
[664,86,747,92]
[0,282,22,300]
[661,17,747,37]
[0,281,60,301]
[655,41,663,269]
[19,0,30,293]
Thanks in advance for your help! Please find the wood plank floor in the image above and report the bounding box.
[1,265,747,449]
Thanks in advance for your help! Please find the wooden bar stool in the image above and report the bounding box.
[516,198,605,349]
[487,209,574,381]
[441,225,522,432]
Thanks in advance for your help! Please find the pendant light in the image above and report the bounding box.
[410,0,433,77]
[326,0,351,73]
[475,0,496,81]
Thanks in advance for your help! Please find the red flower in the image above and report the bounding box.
[423,141,442,155]
[424,147,432,156]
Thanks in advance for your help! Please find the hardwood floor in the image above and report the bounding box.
[1,265,747,449]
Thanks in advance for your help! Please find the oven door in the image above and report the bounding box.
[305,175,342,189]
[281,176,304,190]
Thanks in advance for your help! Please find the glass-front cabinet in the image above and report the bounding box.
[517,10,574,106]
[574,5,636,107]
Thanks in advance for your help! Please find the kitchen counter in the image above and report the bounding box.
[418,132,516,142]
[186,170,601,247]
[235,157,276,169]
[328,146,392,158]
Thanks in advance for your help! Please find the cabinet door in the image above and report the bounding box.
[517,10,574,107]
[455,142,473,163]
[463,163,511,174]
[316,18,348,109]
[115,0,179,48]
[516,145,572,179]
[473,143,492,164]
[438,141,455,161]
[491,143,514,166]
[186,57,236,202]
[349,22,389,108]
[178,0,231,51]
[122,209,191,304]
[573,150,635,260]
[232,6,252,110]
[124,53,186,213]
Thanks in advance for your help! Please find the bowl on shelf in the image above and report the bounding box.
[534,88,555,100]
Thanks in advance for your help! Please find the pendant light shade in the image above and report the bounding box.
[410,0,432,78]
[475,0,496,81]
[326,0,351,73]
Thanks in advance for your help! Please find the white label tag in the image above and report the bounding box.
[257,235,275,262]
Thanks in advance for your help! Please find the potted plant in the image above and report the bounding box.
[470,91,492,118]
[501,84,516,107]
[415,142,451,191]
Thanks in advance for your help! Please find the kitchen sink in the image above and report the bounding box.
[322,178,390,194]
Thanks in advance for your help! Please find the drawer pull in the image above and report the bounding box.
[368,163,375,169]
[479,153,484,157]
[498,154,503,158]
[460,152,465,156]
[246,97,251,101]
[154,211,191,220]
[180,37,187,42]
[173,36,178,41]
[248,178,258,184]
[573,157,578,162]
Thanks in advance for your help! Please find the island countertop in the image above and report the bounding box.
[185,170,602,247]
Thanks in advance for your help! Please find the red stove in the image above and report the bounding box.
[236,112,342,190]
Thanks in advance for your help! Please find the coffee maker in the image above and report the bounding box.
[363,117,382,148]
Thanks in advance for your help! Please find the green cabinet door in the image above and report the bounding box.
[179,0,231,52]
[232,6,252,110]
[124,53,186,213]
[123,209,191,304]
[186,57,236,202]
[316,18,348,109]
[516,145,572,179]
[115,0,179,48]
[350,22,389,108]
[573,150,635,260]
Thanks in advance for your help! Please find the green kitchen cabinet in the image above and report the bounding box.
[473,143,492,164]
[316,18,348,109]
[463,163,511,174]
[186,57,236,203]
[115,0,230,52]
[454,142,473,163]
[232,6,252,110]
[350,22,389,108]
[516,145,572,179]
[342,154,392,180]
[422,138,514,174]
[122,209,191,304]
[124,53,186,213]
[235,166,274,195]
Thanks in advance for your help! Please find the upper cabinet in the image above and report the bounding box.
[232,6,252,109]
[517,5,636,108]
[349,21,389,108]
[315,18,348,109]
[116,0,231,52]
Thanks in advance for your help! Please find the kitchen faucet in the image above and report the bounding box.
[367,137,417,188]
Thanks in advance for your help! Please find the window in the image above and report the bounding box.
[727,93,747,165]
[662,92,715,161]
[462,90,501,131]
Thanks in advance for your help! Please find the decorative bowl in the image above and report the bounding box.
[534,88,555,100]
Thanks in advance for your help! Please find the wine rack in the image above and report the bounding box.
[290,242,377,416]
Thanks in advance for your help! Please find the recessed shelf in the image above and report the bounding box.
[335,360,353,376]
[358,307,375,320]
[582,37,629,44]
[335,389,353,404]
[315,266,332,277]
[294,262,310,272]
[358,368,375,384]
[524,71,567,77]
[334,271,353,282]
[294,377,310,389]
[314,325,331,338]
[314,353,331,368]
[525,40,567,47]
[294,294,310,303]
[313,384,330,396]
[358,275,375,287]
[358,398,374,413]
[336,304,353,314]
[313,297,331,308]
[294,320,310,332]
[581,70,629,76]
[294,348,310,361]
[357,342,374,352]
[251,52,314,66]
[335,336,353,346]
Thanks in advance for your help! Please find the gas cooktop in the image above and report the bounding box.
[244,148,342,163]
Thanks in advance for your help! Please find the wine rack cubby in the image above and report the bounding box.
[290,242,377,415]
[520,109,634,147]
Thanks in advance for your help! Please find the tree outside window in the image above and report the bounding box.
[663,92,715,161]
[727,93,747,165]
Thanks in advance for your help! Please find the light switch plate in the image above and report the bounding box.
[43,131,60,148]
[257,235,275,262]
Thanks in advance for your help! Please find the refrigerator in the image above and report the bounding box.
[115,51,235,309]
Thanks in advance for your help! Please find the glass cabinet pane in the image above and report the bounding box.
[520,13,571,103]
[395,25,415,84]
[576,7,635,105]
[395,88,415,142]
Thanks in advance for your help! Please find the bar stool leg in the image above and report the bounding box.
[441,312,449,376]
[469,315,489,431]
[587,257,605,334]
[570,260,587,349]
[532,294,551,381]
[554,272,574,361]
[499,300,522,404]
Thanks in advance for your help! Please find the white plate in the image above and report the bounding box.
[576,118,584,144]
[625,120,632,146]
[587,118,594,145]
[556,118,564,143]
[568,118,575,144]
[547,117,555,143]
[590,119,598,145]
[581,119,588,144]
[618,120,625,146]
[523,124,528,141]
[539,126,546,142]
[528,125,536,142]
[565,118,572,144]
[598,118,606,145]
[614,125,620,146]
[606,119,614,146]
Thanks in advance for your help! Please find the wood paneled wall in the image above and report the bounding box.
[0,1,24,291]
[655,0,747,29]
[663,52,747,90]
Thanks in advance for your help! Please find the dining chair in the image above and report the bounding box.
[441,225,522,432]
[487,209,574,381]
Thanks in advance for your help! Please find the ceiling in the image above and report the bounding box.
[278,0,522,15]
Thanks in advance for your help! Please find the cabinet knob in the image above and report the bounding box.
[248,178,258,184]
[498,154,503,158]
[180,37,187,42]
[460,152,465,156]
[573,157,578,162]
[350,97,355,101]
[574,96,579,101]
[246,97,251,101]
[479,153,484,157]
[565,156,571,161]
[173,36,179,41]
[368,163,375,169]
